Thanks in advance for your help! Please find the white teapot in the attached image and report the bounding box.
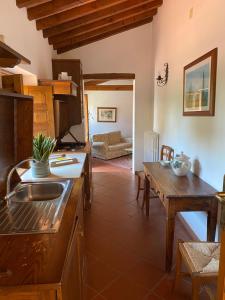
[171,152,191,176]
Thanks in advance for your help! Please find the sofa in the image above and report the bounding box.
[92,131,132,160]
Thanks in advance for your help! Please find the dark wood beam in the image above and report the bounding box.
[49,6,157,45]
[16,0,51,8]
[85,80,109,85]
[57,16,152,53]
[43,0,162,38]
[27,0,94,21]
[84,85,133,91]
[36,0,128,30]
[83,73,135,80]
[54,12,153,50]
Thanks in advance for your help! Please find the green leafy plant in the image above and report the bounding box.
[33,134,56,162]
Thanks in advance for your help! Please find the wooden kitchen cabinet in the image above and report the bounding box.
[61,193,84,300]
[24,85,55,138]
[0,178,85,300]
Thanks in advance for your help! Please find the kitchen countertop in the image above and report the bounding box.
[21,152,86,182]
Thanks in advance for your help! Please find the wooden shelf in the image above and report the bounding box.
[0,90,32,99]
[0,41,31,68]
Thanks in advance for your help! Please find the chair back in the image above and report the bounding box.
[160,145,174,161]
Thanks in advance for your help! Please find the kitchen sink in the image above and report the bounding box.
[0,179,74,234]
[11,181,65,202]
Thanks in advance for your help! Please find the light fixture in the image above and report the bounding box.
[156,63,169,87]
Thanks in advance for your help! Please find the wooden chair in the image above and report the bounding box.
[135,145,174,205]
[160,145,174,161]
[174,240,219,300]
[174,177,225,300]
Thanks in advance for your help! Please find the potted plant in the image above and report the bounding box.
[31,134,56,178]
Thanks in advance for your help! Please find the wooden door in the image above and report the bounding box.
[24,86,55,138]
[2,74,24,94]
[83,94,89,142]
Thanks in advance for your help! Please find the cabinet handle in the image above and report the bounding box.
[0,269,12,278]
[80,231,84,237]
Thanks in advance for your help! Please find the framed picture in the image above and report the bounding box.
[183,48,217,116]
[97,107,117,122]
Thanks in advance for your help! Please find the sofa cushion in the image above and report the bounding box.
[108,142,131,151]
[108,131,121,145]
[92,133,109,144]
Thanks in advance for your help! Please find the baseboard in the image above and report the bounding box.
[177,212,200,241]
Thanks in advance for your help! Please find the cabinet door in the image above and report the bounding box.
[61,218,82,300]
[83,94,89,142]
[24,86,55,138]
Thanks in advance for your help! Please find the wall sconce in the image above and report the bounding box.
[156,63,169,87]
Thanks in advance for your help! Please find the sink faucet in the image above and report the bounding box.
[5,158,38,201]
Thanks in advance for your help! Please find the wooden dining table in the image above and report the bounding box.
[143,162,218,272]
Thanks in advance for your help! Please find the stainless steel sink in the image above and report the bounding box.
[0,179,74,235]
[11,182,65,202]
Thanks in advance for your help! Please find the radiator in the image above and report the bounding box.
[144,131,159,162]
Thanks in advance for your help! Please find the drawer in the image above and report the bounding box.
[53,82,71,95]
[39,80,77,96]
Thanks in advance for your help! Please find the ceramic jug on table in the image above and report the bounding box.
[171,152,191,176]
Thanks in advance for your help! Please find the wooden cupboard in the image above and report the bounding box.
[24,85,55,138]
[0,91,33,198]
[52,59,83,125]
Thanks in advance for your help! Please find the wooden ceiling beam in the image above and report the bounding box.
[57,16,153,53]
[16,0,51,8]
[83,73,135,80]
[49,6,157,45]
[84,80,109,86]
[43,0,162,38]
[36,0,128,30]
[53,12,154,50]
[84,85,133,91]
[27,0,94,21]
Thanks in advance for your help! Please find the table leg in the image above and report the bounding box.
[207,200,218,241]
[166,213,176,272]
[144,175,150,217]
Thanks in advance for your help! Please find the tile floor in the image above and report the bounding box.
[84,158,209,300]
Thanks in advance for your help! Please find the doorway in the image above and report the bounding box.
[83,73,135,171]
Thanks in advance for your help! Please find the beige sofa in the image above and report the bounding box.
[92,131,132,160]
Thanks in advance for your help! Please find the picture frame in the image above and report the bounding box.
[183,48,218,116]
[97,107,117,122]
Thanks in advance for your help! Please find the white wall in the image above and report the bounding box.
[0,0,52,78]
[153,0,225,240]
[87,89,133,138]
[53,23,154,171]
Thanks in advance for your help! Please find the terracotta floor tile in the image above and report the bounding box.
[125,259,165,290]
[84,285,98,300]
[86,259,119,292]
[154,275,192,300]
[144,292,162,300]
[92,294,107,300]
[101,275,149,300]
[85,158,197,300]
